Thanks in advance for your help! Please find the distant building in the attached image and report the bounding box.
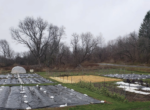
[11,66,26,74]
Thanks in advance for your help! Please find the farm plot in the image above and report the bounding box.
[104,74,150,79]
[50,75,122,83]
[94,81,150,102]
[116,81,150,95]
[0,73,41,79]
[0,74,53,85]
[0,85,103,109]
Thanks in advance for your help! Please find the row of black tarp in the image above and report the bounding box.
[0,85,102,109]
[0,77,52,84]
[0,73,41,79]
[0,73,103,109]
[0,74,53,85]
[104,74,150,79]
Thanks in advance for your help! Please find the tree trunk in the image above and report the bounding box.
[37,58,41,67]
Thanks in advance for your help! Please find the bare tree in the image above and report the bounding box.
[11,17,65,66]
[71,32,99,66]
[138,37,150,63]
[56,43,71,66]
[71,33,80,66]
[0,39,14,59]
[44,26,64,66]
[115,32,138,62]
[80,32,98,63]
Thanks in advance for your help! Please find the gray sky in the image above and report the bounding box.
[0,0,150,52]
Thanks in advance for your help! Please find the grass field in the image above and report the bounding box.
[43,68,150,78]
[36,67,150,110]
[1,65,150,109]
[50,75,122,83]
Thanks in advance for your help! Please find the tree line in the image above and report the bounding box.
[0,10,150,67]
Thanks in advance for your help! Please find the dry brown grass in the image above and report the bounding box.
[50,75,122,83]
[81,62,99,67]
[126,67,150,73]
[0,69,2,74]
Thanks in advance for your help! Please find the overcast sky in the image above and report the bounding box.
[0,0,150,52]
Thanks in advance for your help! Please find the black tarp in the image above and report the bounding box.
[0,85,102,109]
[0,74,53,84]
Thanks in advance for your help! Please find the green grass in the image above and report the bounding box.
[62,84,150,110]
[39,68,150,78]
[143,79,150,82]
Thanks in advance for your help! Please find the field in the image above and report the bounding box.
[1,65,149,109]
[50,75,122,83]
[36,65,150,110]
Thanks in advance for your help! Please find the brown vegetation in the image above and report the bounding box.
[50,75,122,83]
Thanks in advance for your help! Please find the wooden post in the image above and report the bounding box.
[104,78,105,87]
[124,84,126,98]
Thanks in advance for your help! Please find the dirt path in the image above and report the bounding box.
[98,63,150,69]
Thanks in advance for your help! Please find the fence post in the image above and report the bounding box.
[104,78,105,87]
[124,84,126,98]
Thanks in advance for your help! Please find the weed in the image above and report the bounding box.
[76,81,126,102]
